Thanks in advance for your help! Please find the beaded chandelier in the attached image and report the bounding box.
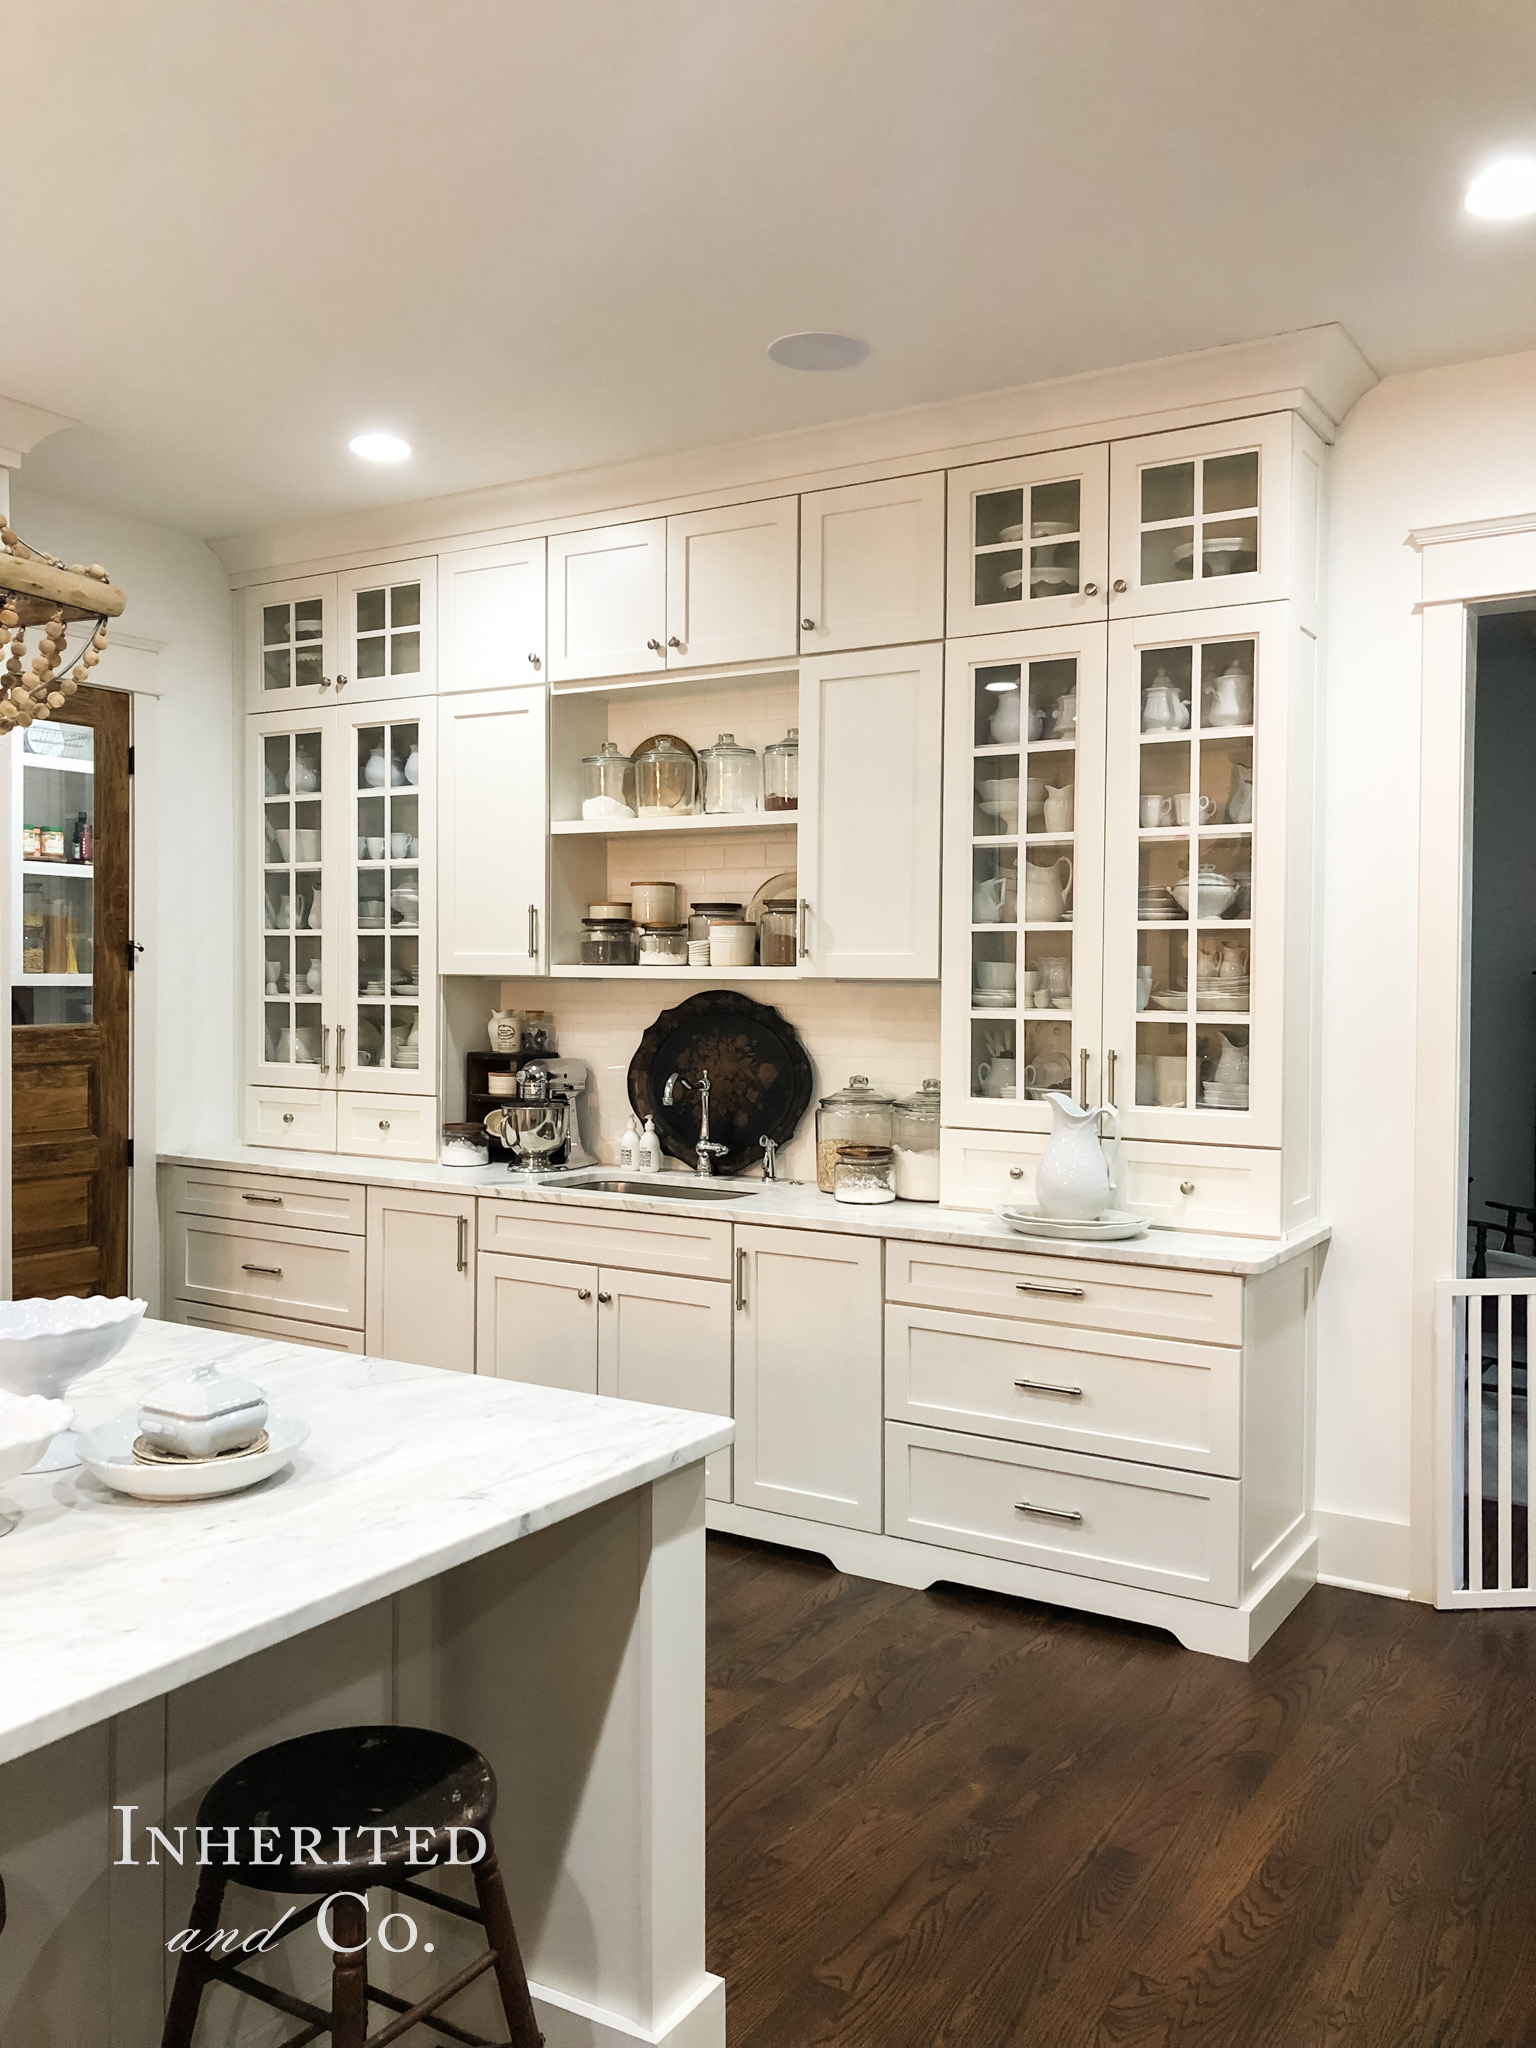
[0,520,125,732]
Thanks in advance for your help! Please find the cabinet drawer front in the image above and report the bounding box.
[884,1239,1242,1346]
[164,1165,366,1235]
[337,1092,437,1162]
[477,1201,732,1282]
[168,1214,364,1328]
[938,1127,1281,1238]
[884,1304,1240,1477]
[246,1087,337,1152]
[170,1300,366,1353]
[885,1423,1240,1604]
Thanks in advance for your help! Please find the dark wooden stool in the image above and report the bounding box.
[161,1725,543,2048]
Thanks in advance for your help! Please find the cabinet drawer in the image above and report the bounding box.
[164,1165,366,1235]
[938,1127,1282,1237]
[885,1422,1240,1604]
[170,1300,366,1354]
[337,1092,437,1162]
[884,1303,1240,1477]
[246,1087,337,1152]
[478,1201,732,1282]
[166,1214,364,1329]
[884,1239,1242,1346]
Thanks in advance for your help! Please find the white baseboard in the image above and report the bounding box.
[532,1972,724,2048]
[1315,1509,1414,1599]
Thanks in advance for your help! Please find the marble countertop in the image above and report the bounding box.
[161,1144,1330,1276]
[0,1321,732,1767]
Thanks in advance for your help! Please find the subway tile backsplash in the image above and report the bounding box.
[494,976,940,1183]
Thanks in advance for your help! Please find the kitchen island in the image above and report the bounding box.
[0,1320,732,2048]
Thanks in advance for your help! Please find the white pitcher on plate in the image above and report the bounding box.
[1036,1092,1126,1222]
[1023,856,1072,923]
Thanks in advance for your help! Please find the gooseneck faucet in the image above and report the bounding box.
[663,1068,729,1176]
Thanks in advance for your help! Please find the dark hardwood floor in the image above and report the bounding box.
[706,1535,1536,2048]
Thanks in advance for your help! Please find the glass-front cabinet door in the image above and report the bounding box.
[946,448,1110,638]
[243,574,339,714]
[334,697,435,1097]
[1102,604,1287,1145]
[941,626,1108,1133]
[1107,414,1298,618]
[338,560,437,704]
[251,711,334,1086]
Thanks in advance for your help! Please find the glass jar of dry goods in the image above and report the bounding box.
[440,1122,490,1167]
[763,728,799,811]
[759,898,799,968]
[638,923,689,966]
[634,736,697,818]
[815,1074,895,1193]
[834,1145,896,1205]
[688,900,741,943]
[581,740,634,819]
[699,732,761,815]
[580,919,638,966]
[892,1079,941,1201]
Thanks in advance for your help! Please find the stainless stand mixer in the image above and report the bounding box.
[483,1058,594,1175]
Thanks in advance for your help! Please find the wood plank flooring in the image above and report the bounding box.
[706,1534,1536,2047]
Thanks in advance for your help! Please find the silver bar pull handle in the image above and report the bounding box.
[1015,1500,1084,1525]
[1106,1047,1116,1107]
[1014,1377,1084,1399]
[241,1193,283,1205]
[337,1027,346,1072]
[1016,1280,1087,1300]
[1079,1046,1090,1109]
[735,1246,748,1312]
[456,1215,469,1273]
[798,899,811,961]
[528,903,539,961]
[320,1025,331,1075]
[241,1263,283,1276]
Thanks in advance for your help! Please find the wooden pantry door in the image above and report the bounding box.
[10,685,132,1297]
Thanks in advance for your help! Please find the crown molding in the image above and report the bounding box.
[1408,510,1536,550]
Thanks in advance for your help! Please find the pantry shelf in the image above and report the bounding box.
[551,811,796,837]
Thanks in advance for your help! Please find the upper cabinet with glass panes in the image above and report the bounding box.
[243,562,437,711]
[947,447,1110,637]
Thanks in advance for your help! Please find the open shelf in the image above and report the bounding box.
[549,964,802,982]
[19,971,92,987]
[551,810,795,838]
[21,861,93,879]
[21,755,93,776]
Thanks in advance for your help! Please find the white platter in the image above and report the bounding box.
[972,990,1016,1008]
[996,1206,1150,1242]
[77,1412,310,1502]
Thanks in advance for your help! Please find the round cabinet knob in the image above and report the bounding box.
[1009,1167,1025,1181]
[1082,583,1099,597]
[646,638,664,654]
[1112,579,1128,595]
[1180,1180,1195,1196]
[335,673,349,688]
[379,1120,391,1132]
[576,1288,592,1301]
[320,675,333,689]
[667,635,684,650]
[282,1112,295,1125]
[597,1291,612,1304]
[801,617,816,632]
[527,652,541,668]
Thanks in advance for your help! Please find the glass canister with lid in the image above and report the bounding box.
[699,733,761,815]
[815,1074,895,1193]
[687,899,742,943]
[833,1144,896,1205]
[763,728,799,811]
[581,740,634,819]
[892,1079,942,1201]
[759,898,799,968]
[633,735,697,818]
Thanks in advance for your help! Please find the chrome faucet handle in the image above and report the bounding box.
[759,1135,780,1181]
[694,1138,729,1178]
[663,1071,692,1107]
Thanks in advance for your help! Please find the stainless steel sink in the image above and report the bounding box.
[558,1177,757,1202]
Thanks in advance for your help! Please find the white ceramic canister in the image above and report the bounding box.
[630,880,680,926]
[708,922,756,968]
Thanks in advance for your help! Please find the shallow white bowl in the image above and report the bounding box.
[77,1412,310,1502]
[0,1391,75,1489]
[0,1296,146,1401]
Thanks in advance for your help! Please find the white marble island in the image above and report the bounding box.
[0,1321,732,2048]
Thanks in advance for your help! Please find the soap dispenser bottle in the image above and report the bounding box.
[638,1116,662,1173]
[618,1116,640,1170]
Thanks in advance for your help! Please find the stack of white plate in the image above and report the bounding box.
[1196,976,1249,1012]
[1149,989,1188,1009]
[996,1204,1149,1242]
[973,989,1015,1008]
[1201,1083,1249,1109]
[1139,888,1181,921]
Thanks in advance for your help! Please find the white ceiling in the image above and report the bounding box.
[9,0,1536,539]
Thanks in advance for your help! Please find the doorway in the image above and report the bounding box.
[9,685,132,1297]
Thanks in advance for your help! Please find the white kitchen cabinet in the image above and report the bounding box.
[546,519,668,682]
[798,643,943,978]
[598,1268,732,1501]
[799,472,946,653]
[947,446,1110,638]
[664,498,798,669]
[478,1249,598,1393]
[364,1185,475,1372]
[731,1225,882,1532]
[244,573,339,714]
[336,559,438,703]
[248,706,338,1096]
[438,538,547,690]
[437,685,547,975]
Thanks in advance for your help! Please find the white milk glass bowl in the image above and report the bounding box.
[0,1390,75,1533]
[0,1297,146,1469]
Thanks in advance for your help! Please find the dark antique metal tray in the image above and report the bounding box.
[628,989,813,1176]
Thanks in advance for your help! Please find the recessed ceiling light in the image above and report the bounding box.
[767,332,870,372]
[1464,156,1536,219]
[349,431,412,463]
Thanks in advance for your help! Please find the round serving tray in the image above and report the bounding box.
[628,990,813,1176]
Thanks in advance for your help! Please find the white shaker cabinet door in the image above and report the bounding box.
[439,538,547,691]
[364,1186,475,1373]
[799,472,945,653]
[597,1268,733,1502]
[337,559,438,704]
[244,574,339,713]
[732,1226,882,1532]
[663,497,799,669]
[477,1250,598,1392]
[947,446,1110,638]
[798,643,943,978]
[438,686,547,975]
[546,519,667,682]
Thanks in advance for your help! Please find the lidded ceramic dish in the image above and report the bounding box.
[137,1361,269,1460]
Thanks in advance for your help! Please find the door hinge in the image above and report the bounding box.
[127,745,135,775]
[126,1139,135,1168]
[126,940,144,971]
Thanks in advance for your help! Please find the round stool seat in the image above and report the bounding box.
[195,1724,497,1896]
